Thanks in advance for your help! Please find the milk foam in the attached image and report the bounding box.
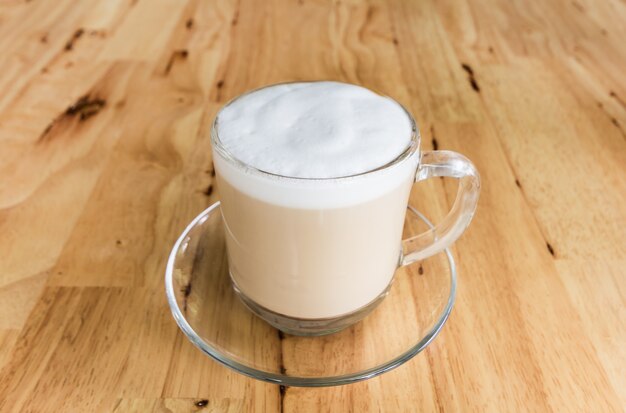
[215,81,413,179]
[212,82,419,209]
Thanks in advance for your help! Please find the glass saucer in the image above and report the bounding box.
[165,202,456,387]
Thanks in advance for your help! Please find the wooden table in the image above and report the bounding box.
[1,0,624,411]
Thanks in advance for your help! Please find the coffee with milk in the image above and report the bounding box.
[213,81,417,319]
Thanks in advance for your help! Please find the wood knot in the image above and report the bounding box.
[194,399,208,408]
[65,95,106,121]
[164,49,189,74]
[64,28,84,51]
[461,63,480,92]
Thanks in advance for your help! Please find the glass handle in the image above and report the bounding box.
[401,150,481,266]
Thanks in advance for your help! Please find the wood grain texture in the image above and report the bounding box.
[0,0,624,411]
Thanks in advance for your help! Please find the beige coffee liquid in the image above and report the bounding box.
[217,171,414,318]
[213,81,418,319]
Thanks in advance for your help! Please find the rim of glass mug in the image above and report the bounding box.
[210,81,421,181]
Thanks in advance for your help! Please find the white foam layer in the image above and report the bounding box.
[213,150,419,209]
[215,81,413,179]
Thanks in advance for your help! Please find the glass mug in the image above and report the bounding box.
[211,82,480,336]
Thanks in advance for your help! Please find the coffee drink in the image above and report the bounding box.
[212,81,417,319]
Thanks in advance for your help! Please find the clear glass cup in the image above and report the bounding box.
[210,82,480,336]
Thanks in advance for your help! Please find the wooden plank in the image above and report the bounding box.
[0,0,624,411]
[557,260,626,409]
[0,273,47,330]
[112,398,244,413]
[0,330,19,373]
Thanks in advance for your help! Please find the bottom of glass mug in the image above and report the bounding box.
[231,276,393,336]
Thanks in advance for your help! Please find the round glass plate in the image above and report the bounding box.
[165,202,456,387]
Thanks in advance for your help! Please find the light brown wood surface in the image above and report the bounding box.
[0,0,625,411]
